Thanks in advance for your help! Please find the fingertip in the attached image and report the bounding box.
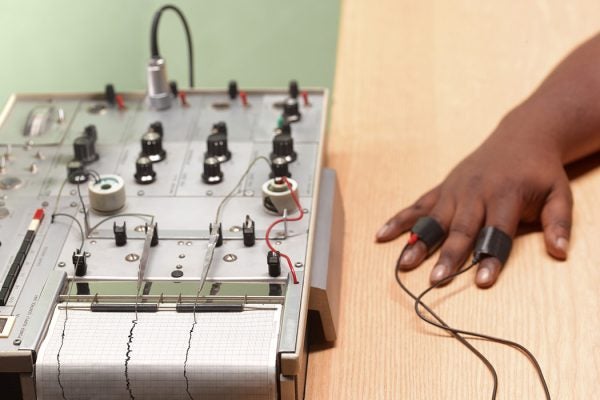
[475,257,501,288]
[429,263,451,286]
[396,241,427,270]
[375,222,397,242]
[544,233,569,261]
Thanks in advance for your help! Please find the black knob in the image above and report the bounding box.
[169,81,179,96]
[140,131,166,162]
[113,222,127,247]
[73,136,99,164]
[105,84,116,105]
[205,122,231,162]
[270,157,291,178]
[67,160,88,184]
[202,156,223,184]
[228,80,239,99]
[149,121,163,137]
[267,251,281,277]
[275,122,292,136]
[134,156,156,184]
[283,98,301,122]
[271,133,297,163]
[289,80,299,99]
[84,125,98,142]
[212,121,227,135]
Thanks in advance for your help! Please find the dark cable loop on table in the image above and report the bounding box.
[395,243,551,400]
[395,246,498,399]
[150,4,195,88]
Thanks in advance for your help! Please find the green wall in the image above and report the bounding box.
[0,0,340,104]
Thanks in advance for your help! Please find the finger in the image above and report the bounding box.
[396,241,428,271]
[475,257,502,288]
[376,186,440,242]
[540,181,573,260]
[430,201,484,285]
[474,195,522,288]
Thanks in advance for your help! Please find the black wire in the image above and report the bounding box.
[395,243,551,399]
[413,259,551,399]
[75,180,89,233]
[395,248,498,399]
[150,4,195,88]
[51,213,85,252]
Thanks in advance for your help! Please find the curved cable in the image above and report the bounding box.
[150,4,195,88]
[395,243,551,399]
[395,249,498,399]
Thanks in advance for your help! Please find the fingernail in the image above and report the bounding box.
[556,237,569,253]
[430,264,449,283]
[399,247,417,266]
[376,223,392,240]
[476,267,491,284]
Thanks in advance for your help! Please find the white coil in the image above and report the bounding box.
[88,174,126,213]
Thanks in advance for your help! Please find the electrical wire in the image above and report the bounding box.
[150,4,195,88]
[213,156,272,225]
[395,243,551,399]
[51,213,85,253]
[87,213,155,234]
[264,177,303,284]
[52,171,100,217]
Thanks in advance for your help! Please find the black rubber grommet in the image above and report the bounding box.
[411,216,446,254]
[473,226,512,264]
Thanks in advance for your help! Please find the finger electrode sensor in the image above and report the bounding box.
[473,226,512,264]
[409,216,446,254]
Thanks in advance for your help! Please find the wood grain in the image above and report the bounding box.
[306,1,600,398]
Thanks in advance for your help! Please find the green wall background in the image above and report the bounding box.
[0,0,340,104]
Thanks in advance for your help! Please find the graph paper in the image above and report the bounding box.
[36,305,282,400]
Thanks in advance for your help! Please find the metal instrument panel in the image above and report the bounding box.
[0,88,327,375]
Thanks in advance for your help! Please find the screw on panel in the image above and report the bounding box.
[58,261,66,268]
[70,189,77,195]
[84,252,91,258]
[186,241,192,246]
[178,254,186,259]
[125,253,140,262]
[229,226,242,233]
[70,202,77,207]
[175,264,183,269]
[13,339,21,346]
[223,254,237,262]
[244,190,254,197]
[178,241,184,246]
[41,201,49,207]
[134,225,146,232]
[295,262,304,268]
[137,190,145,196]
[206,190,213,196]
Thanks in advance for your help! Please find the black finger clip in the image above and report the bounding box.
[473,226,512,264]
[409,216,446,254]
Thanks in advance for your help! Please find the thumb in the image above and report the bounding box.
[540,180,573,260]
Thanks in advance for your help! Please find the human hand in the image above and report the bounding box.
[375,121,573,288]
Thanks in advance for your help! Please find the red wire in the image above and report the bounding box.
[265,176,304,284]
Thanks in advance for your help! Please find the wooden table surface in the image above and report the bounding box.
[306,1,600,398]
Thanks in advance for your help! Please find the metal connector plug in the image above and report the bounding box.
[146,57,172,110]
